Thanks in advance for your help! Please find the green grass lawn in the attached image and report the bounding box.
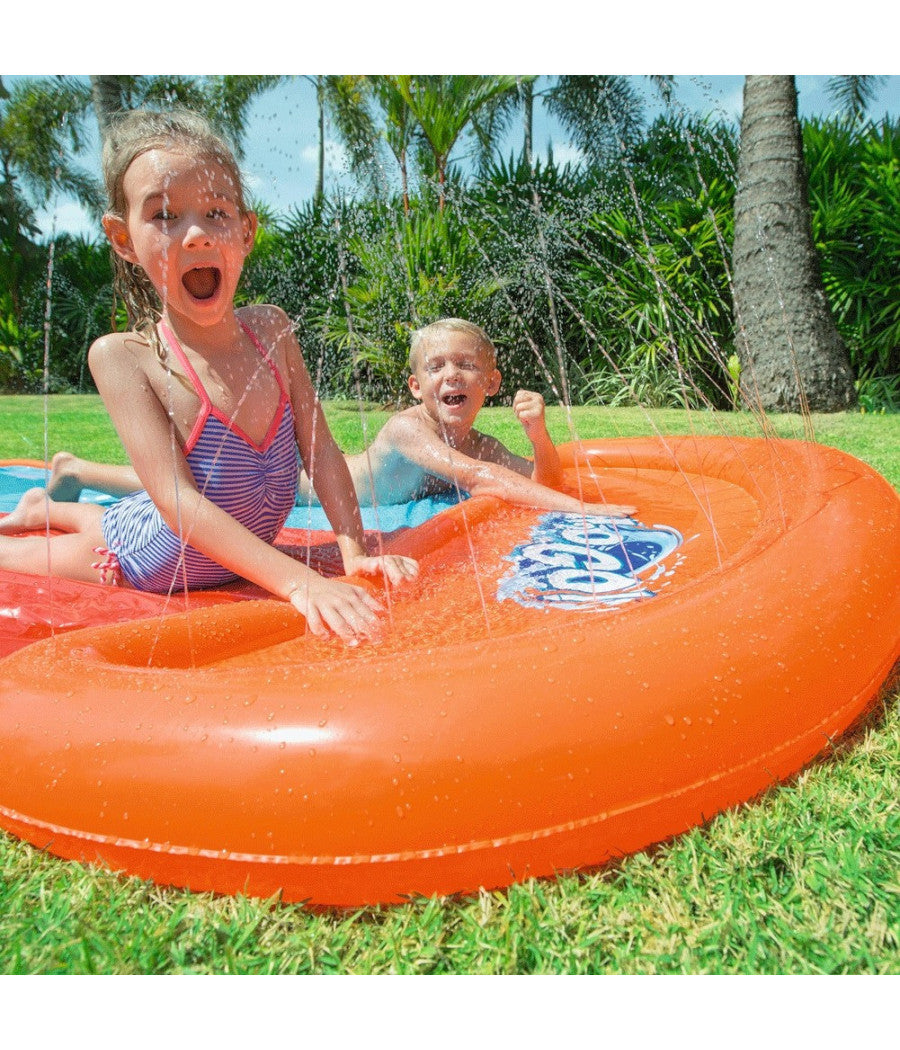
[1,395,898,974]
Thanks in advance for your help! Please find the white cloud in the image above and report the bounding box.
[35,200,96,241]
[549,143,586,168]
[299,140,351,172]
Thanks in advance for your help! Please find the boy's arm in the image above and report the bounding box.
[385,414,635,517]
[453,391,562,486]
[512,390,564,489]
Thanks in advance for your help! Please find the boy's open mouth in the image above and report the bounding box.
[442,394,467,406]
[182,266,221,300]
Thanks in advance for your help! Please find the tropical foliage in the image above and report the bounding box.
[1,75,897,411]
[804,116,900,379]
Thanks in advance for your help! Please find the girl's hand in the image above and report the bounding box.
[287,576,384,642]
[344,553,420,588]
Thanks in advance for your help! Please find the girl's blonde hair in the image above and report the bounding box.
[102,108,248,365]
[409,318,497,370]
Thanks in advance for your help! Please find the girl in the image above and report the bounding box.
[0,108,417,641]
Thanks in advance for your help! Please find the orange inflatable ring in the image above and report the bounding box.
[1,436,898,906]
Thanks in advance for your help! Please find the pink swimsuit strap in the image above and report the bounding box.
[158,319,290,454]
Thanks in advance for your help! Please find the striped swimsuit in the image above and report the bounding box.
[100,321,300,593]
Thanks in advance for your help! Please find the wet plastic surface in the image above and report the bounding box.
[1,437,898,906]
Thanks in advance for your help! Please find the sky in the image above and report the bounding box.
[8,73,900,242]
[4,0,898,239]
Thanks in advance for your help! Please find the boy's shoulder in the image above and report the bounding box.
[380,406,483,440]
[376,407,425,448]
[379,409,500,459]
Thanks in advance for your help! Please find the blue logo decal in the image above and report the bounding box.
[497,514,683,611]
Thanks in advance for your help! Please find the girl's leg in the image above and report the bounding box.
[0,491,108,583]
[0,530,111,584]
[0,487,105,535]
[47,451,142,501]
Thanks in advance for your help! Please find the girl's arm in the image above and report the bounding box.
[264,307,417,588]
[88,330,384,641]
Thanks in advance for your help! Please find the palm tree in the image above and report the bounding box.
[89,76,124,141]
[299,76,417,211]
[301,76,536,213]
[369,77,417,212]
[543,75,670,168]
[465,76,538,175]
[393,75,522,209]
[448,76,540,176]
[521,77,535,168]
[1,77,98,209]
[826,74,887,122]
[87,75,280,157]
[732,75,856,412]
[0,76,99,320]
[304,75,378,208]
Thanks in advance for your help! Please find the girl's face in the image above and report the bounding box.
[104,147,256,329]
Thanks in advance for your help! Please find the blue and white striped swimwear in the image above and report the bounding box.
[100,320,300,594]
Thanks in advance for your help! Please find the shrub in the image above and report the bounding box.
[804,117,900,380]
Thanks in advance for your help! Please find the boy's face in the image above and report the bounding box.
[408,331,501,430]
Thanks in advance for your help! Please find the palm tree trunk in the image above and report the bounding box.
[732,76,856,412]
[521,78,533,169]
[315,76,325,208]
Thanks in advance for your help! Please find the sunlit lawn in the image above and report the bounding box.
[0,395,898,975]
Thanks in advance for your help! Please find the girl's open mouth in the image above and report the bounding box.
[182,266,221,300]
[443,394,466,406]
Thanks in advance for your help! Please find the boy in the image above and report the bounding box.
[46,319,635,518]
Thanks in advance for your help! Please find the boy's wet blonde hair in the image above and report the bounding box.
[409,318,497,370]
[102,108,248,366]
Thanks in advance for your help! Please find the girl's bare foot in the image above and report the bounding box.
[0,488,51,534]
[47,451,85,502]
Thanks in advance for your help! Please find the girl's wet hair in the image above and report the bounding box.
[102,108,248,365]
[409,318,497,370]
